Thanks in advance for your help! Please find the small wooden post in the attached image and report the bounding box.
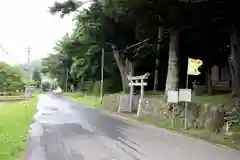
[184,74,189,130]
[172,103,175,128]
[140,79,144,99]
[167,90,179,128]
[100,48,104,104]
[137,78,145,116]
[129,79,134,112]
[127,73,150,115]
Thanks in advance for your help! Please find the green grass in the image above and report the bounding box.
[134,93,240,149]
[186,129,240,149]
[71,96,101,107]
[192,93,233,105]
[65,91,233,106]
[0,98,37,160]
[146,91,232,105]
[63,92,101,107]
[121,114,240,150]
[65,92,240,149]
[145,90,165,95]
[0,96,24,98]
[61,92,85,98]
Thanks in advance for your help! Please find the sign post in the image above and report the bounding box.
[167,90,179,128]
[184,58,203,130]
[125,73,150,115]
[179,89,192,130]
[25,84,29,100]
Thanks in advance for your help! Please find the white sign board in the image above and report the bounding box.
[167,90,179,103]
[179,89,192,102]
[128,82,147,86]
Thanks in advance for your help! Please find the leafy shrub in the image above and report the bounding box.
[42,81,51,92]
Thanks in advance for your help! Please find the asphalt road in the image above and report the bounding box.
[0,97,25,101]
[26,94,240,160]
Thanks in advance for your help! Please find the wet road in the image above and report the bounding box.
[26,94,240,160]
[0,97,25,101]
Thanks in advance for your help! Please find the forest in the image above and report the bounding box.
[39,0,240,148]
[41,0,239,97]
[0,61,41,95]
[0,62,25,94]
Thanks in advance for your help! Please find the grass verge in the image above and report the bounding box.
[71,96,101,107]
[120,114,240,150]
[0,98,37,160]
[64,92,240,149]
[62,92,101,107]
[192,93,233,105]
[0,96,24,98]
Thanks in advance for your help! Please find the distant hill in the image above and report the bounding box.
[19,59,42,77]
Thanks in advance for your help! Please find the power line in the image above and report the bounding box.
[0,44,20,65]
[27,46,31,64]
[25,46,31,100]
[27,46,31,78]
[65,68,68,92]
[103,38,150,56]
[99,38,150,101]
[100,48,104,103]
[0,44,10,55]
[123,38,150,51]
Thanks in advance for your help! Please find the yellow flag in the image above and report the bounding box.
[187,58,203,75]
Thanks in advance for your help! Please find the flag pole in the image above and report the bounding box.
[184,72,189,130]
[184,58,203,130]
[185,58,190,130]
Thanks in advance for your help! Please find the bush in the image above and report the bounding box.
[76,78,121,96]
[72,92,85,97]
[92,81,101,96]
[0,99,36,160]
[42,81,51,92]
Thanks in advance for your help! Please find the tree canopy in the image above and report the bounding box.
[42,0,240,97]
[0,62,25,92]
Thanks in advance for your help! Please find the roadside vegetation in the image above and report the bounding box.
[41,0,240,150]
[0,62,25,96]
[0,98,37,160]
[64,91,240,149]
[0,61,42,98]
[132,115,240,150]
[62,92,101,107]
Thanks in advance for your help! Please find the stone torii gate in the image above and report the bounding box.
[127,73,150,116]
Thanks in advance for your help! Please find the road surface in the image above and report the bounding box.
[26,94,240,160]
[0,97,25,101]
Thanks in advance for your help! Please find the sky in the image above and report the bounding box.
[0,0,88,65]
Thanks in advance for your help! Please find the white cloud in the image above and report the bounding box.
[0,0,78,64]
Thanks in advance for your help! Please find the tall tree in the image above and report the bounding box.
[32,69,42,88]
[0,62,25,92]
[48,0,233,95]
[226,0,240,98]
[50,0,137,93]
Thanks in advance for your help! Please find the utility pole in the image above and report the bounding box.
[153,16,163,91]
[0,44,8,62]
[66,68,68,92]
[27,46,31,80]
[26,46,31,99]
[1,50,4,62]
[27,46,30,65]
[100,48,104,104]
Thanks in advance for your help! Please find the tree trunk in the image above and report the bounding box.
[206,67,212,95]
[164,28,180,99]
[229,25,240,98]
[229,55,235,96]
[153,59,160,91]
[153,26,163,91]
[111,44,129,93]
